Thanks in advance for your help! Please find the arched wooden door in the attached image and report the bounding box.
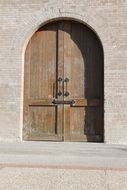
[23,20,104,142]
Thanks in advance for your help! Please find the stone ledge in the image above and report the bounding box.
[0,142,127,170]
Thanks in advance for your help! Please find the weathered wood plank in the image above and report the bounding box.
[63,21,72,141]
[63,21,104,142]
[71,98,100,107]
[23,22,63,141]
[29,99,54,106]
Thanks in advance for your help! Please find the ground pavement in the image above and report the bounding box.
[0,142,127,190]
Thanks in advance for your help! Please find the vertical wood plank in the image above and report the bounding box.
[57,22,64,139]
[23,22,63,141]
[63,21,72,141]
[63,20,104,142]
[70,22,85,138]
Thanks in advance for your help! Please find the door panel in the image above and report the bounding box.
[29,24,57,99]
[23,22,63,140]
[29,106,59,139]
[62,21,103,142]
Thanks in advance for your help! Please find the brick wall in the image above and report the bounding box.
[0,0,127,143]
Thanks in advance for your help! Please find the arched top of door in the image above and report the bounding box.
[24,17,104,58]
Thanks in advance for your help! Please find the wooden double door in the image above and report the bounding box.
[23,20,104,142]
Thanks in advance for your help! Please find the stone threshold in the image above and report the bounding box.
[0,141,127,170]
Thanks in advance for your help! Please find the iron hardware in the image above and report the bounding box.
[64,77,69,96]
[57,91,62,96]
[57,77,63,82]
[52,99,75,106]
[57,77,63,96]
[64,78,69,82]
[64,91,69,96]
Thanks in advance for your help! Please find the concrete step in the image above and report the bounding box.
[0,142,127,170]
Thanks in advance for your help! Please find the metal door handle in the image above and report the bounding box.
[57,91,62,96]
[52,99,75,106]
[58,77,63,82]
[64,78,69,82]
[57,77,63,96]
[64,78,69,96]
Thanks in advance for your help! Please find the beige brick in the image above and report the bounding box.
[0,0,127,143]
